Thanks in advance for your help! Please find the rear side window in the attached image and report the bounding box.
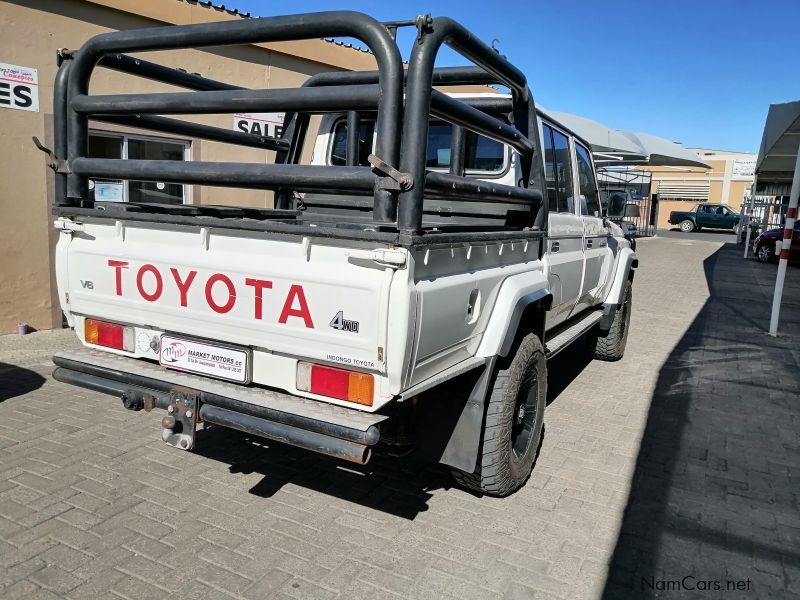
[575,143,600,217]
[542,124,573,213]
[329,118,505,173]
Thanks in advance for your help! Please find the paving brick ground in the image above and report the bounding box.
[0,237,797,599]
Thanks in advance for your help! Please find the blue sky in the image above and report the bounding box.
[234,0,799,152]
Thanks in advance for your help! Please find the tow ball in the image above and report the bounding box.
[161,388,200,451]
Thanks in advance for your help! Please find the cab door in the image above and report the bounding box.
[574,142,611,311]
[541,123,584,328]
[696,205,714,228]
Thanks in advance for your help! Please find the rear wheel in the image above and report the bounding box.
[590,281,632,362]
[680,219,695,232]
[451,333,546,497]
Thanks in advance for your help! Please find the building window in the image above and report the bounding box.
[88,132,190,204]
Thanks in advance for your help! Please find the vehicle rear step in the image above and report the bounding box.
[53,348,386,463]
[545,310,603,357]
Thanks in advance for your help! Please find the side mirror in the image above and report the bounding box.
[623,204,640,218]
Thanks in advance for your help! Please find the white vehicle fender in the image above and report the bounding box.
[476,270,551,358]
[605,247,638,307]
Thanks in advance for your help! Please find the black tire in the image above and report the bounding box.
[451,334,546,497]
[756,243,774,263]
[679,219,695,232]
[590,280,632,362]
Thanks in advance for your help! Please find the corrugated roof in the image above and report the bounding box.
[179,0,375,54]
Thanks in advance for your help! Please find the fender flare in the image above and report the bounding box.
[475,272,551,359]
[439,273,550,473]
[604,247,638,308]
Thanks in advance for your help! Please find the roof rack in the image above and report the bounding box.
[52,11,544,238]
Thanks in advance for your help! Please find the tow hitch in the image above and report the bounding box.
[161,388,200,450]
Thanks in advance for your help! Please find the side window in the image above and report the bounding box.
[575,143,600,217]
[329,119,376,166]
[551,129,574,213]
[542,125,574,214]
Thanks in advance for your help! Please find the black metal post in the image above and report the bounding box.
[72,85,382,116]
[449,125,465,176]
[346,111,361,166]
[70,158,376,192]
[94,115,289,151]
[53,58,71,206]
[98,53,244,91]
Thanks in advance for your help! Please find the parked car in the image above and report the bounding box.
[753,223,800,263]
[669,203,740,232]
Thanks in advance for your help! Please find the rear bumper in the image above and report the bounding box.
[53,348,386,464]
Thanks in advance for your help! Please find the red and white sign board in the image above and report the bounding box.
[233,112,284,138]
[0,62,39,112]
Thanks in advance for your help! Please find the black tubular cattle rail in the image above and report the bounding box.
[52,11,545,239]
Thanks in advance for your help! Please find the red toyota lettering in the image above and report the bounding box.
[279,284,314,328]
[245,278,273,319]
[205,273,236,314]
[136,264,163,302]
[107,260,129,296]
[170,268,197,307]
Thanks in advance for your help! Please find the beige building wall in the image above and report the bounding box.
[0,0,380,334]
[642,149,756,229]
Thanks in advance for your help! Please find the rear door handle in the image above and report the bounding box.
[550,241,560,253]
[586,239,593,249]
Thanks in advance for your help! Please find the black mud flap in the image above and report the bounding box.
[413,357,497,473]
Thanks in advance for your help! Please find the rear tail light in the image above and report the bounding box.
[296,362,374,406]
[84,318,134,351]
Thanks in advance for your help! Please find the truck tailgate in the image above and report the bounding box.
[59,219,393,373]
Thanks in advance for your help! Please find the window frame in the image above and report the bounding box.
[541,119,577,215]
[88,129,192,205]
[574,140,601,218]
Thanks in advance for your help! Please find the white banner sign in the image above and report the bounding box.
[233,112,285,138]
[732,158,756,178]
[0,62,39,112]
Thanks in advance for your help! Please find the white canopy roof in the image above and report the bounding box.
[755,100,800,183]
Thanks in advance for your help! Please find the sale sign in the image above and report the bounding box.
[0,62,39,112]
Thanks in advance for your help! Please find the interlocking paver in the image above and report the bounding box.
[1,238,798,599]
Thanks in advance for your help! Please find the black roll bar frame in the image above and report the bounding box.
[52,11,545,239]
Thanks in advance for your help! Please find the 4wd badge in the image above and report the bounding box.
[329,311,359,333]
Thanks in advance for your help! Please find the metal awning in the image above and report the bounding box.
[541,109,647,160]
[617,131,710,169]
[539,108,709,169]
[755,100,800,185]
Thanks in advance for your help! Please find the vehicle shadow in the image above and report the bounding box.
[193,424,454,520]
[546,333,592,406]
[192,338,593,519]
[0,363,46,402]
[602,243,800,598]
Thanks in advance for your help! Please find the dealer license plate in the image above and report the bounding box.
[159,335,250,383]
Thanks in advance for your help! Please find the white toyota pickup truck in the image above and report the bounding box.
[46,11,637,496]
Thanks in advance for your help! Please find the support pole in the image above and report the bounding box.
[768,152,800,336]
[743,174,758,258]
